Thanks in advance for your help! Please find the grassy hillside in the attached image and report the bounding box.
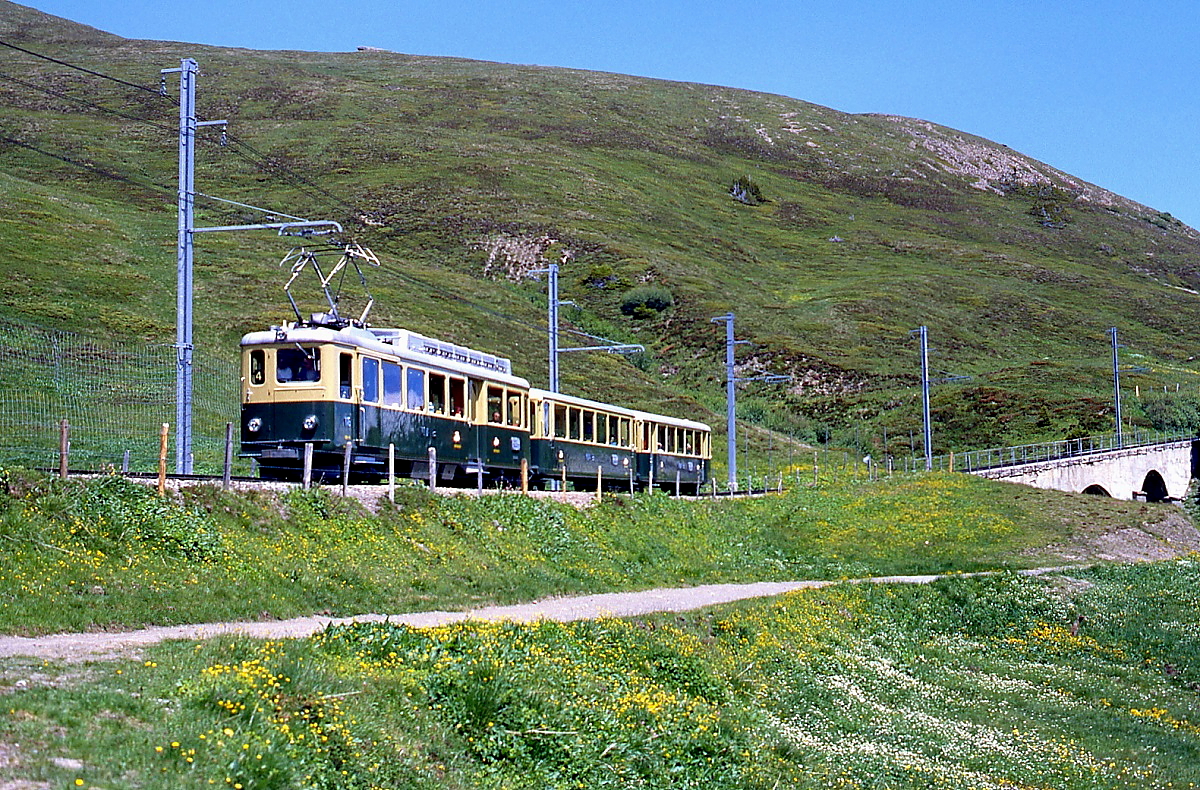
[3,0,1200,459]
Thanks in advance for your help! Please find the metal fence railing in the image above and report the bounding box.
[928,429,1195,473]
[0,315,244,475]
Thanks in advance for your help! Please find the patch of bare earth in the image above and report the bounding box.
[1032,508,1200,563]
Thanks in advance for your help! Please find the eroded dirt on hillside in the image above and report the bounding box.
[1030,508,1200,564]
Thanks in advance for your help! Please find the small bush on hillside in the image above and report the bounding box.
[580,263,630,290]
[1141,393,1200,433]
[620,285,674,319]
[729,175,766,205]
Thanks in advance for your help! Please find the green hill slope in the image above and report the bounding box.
[3,0,1200,459]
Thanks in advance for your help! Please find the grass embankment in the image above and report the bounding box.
[2,469,1198,788]
[0,467,1160,635]
[4,563,1200,789]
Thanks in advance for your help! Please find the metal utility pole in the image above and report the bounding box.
[532,261,641,393]
[914,325,933,470]
[163,58,226,474]
[548,263,560,391]
[710,312,788,491]
[711,313,738,489]
[162,57,343,473]
[1110,327,1122,448]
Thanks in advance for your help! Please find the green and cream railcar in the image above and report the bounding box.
[528,389,640,489]
[528,389,711,493]
[240,323,531,483]
[632,410,711,494]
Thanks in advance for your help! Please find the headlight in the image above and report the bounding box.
[247,417,262,433]
[302,415,319,430]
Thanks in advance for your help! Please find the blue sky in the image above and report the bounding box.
[23,0,1200,229]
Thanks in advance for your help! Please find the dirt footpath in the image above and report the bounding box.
[0,570,1078,664]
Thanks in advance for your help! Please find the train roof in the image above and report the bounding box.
[240,323,531,388]
[529,387,711,432]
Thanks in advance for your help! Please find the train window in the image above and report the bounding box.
[684,431,695,455]
[607,416,618,445]
[596,414,607,445]
[449,378,466,418]
[339,353,352,399]
[582,411,594,442]
[569,408,581,440]
[383,361,402,407]
[429,373,446,414]
[656,425,667,452]
[278,347,321,383]
[541,402,550,436]
[620,419,631,448]
[361,357,379,402]
[507,393,523,427]
[407,367,425,411]
[487,386,504,424]
[249,350,265,386]
[554,403,567,438]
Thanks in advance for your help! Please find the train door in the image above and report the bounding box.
[360,356,382,446]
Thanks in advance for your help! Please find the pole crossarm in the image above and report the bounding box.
[528,263,644,391]
[560,344,645,354]
[731,373,791,384]
[194,220,345,235]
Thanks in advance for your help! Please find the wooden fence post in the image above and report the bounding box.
[223,422,234,489]
[388,443,396,504]
[342,443,352,495]
[302,443,313,489]
[157,422,169,495]
[428,447,437,492]
[58,418,69,479]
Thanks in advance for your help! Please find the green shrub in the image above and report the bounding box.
[729,174,766,205]
[619,285,674,319]
[1140,393,1200,433]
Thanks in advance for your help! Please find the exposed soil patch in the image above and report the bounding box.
[1032,508,1200,564]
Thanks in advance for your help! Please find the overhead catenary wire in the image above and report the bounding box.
[0,38,167,98]
[0,40,631,354]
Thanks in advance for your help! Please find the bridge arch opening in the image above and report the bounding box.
[1082,484,1112,497]
[1139,470,1170,502]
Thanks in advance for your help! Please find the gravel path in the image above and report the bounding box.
[0,568,1075,663]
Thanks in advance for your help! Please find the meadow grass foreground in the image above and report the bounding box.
[1,563,1198,789]
[0,468,1198,788]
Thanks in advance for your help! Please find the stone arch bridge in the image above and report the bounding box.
[964,438,1197,502]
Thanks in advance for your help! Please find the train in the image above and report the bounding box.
[238,315,711,492]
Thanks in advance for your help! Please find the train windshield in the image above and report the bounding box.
[277,347,321,383]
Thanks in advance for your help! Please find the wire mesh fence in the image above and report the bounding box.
[0,315,247,474]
